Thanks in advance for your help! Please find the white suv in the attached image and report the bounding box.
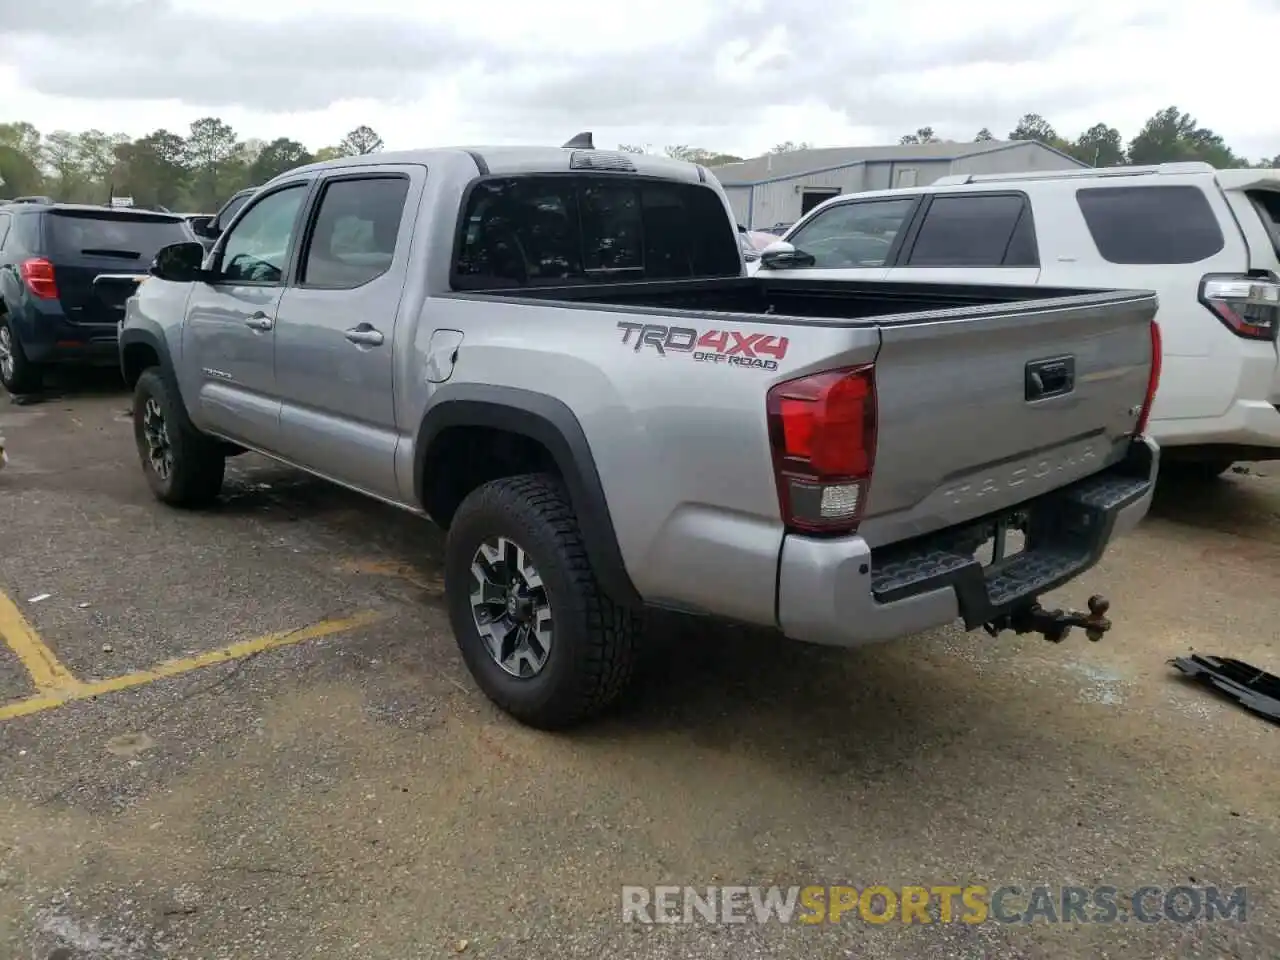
[758,161,1280,478]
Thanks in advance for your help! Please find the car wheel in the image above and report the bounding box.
[133,368,226,507]
[445,473,642,729]
[0,318,43,395]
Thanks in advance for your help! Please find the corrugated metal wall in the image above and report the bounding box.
[950,142,1083,175]
[725,144,1086,230]
[744,166,867,228]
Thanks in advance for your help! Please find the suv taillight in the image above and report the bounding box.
[19,258,58,300]
[1135,319,1162,437]
[766,364,877,535]
[1200,273,1280,341]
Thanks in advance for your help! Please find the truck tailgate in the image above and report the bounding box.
[859,290,1158,547]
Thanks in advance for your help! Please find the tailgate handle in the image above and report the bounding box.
[1025,356,1075,402]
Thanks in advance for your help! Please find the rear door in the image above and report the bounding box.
[43,208,190,326]
[883,191,1041,285]
[272,167,419,500]
[184,180,313,449]
[763,195,922,281]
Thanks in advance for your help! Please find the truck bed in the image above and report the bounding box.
[458,275,1158,553]
[467,275,1147,325]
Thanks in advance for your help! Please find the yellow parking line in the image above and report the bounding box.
[0,610,383,721]
[0,590,83,694]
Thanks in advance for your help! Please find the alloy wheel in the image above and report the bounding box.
[469,536,554,678]
[0,327,13,382]
[141,396,174,481]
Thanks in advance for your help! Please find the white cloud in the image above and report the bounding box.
[1,0,1279,160]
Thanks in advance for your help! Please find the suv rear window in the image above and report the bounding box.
[46,210,191,262]
[1076,185,1224,265]
[452,176,742,288]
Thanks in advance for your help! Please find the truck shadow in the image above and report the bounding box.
[1148,465,1280,543]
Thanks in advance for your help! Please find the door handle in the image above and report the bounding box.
[243,312,274,331]
[344,325,384,347]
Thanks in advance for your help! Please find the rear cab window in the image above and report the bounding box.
[1075,185,1225,264]
[45,209,191,263]
[451,176,742,288]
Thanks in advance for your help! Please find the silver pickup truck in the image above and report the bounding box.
[116,135,1162,728]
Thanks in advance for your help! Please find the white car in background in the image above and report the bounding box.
[757,161,1280,480]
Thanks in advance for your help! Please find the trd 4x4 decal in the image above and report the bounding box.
[616,321,789,371]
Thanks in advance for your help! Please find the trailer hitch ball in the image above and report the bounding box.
[999,594,1114,644]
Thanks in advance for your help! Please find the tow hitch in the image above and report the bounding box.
[984,595,1112,644]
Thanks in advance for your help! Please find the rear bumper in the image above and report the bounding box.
[11,301,118,366]
[1150,399,1280,452]
[777,437,1159,648]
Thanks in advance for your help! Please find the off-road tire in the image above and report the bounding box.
[133,368,226,508]
[444,473,642,729]
[0,317,43,396]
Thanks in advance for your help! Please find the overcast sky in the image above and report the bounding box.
[2,0,1279,160]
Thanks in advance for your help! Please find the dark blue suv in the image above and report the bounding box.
[0,203,191,394]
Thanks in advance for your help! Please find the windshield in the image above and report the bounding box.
[47,210,190,261]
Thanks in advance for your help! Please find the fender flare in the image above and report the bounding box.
[415,384,641,607]
[118,323,204,435]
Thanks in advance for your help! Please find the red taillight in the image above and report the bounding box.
[1200,273,1280,341]
[1135,319,1161,437]
[766,364,877,534]
[19,258,58,300]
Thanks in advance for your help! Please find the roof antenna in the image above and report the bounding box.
[562,132,594,149]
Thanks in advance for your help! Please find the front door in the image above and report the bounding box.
[184,181,311,449]
[759,195,922,282]
[273,169,418,501]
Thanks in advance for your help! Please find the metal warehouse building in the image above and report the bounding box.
[711,140,1086,231]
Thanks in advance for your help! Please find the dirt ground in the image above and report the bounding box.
[0,381,1277,960]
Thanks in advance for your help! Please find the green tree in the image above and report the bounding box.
[1008,113,1059,145]
[338,125,383,156]
[0,145,43,197]
[663,145,743,165]
[184,117,240,209]
[250,137,313,184]
[113,129,190,209]
[1126,106,1240,167]
[617,143,648,154]
[0,122,41,162]
[42,131,89,200]
[768,140,814,154]
[899,127,940,145]
[1070,123,1125,167]
[313,145,345,162]
[974,127,994,142]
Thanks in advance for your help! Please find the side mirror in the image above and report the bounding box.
[760,240,816,270]
[150,241,210,283]
[187,216,214,237]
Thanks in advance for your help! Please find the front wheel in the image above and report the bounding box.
[444,474,642,729]
[132,368,226,508]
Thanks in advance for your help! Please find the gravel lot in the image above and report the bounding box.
[0,381,1277,960]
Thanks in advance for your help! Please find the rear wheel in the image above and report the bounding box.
[0,319,43,395]
[132,368,226,507]
[444,474,642,729]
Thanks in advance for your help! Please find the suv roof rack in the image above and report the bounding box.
[931,161,1217,188]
